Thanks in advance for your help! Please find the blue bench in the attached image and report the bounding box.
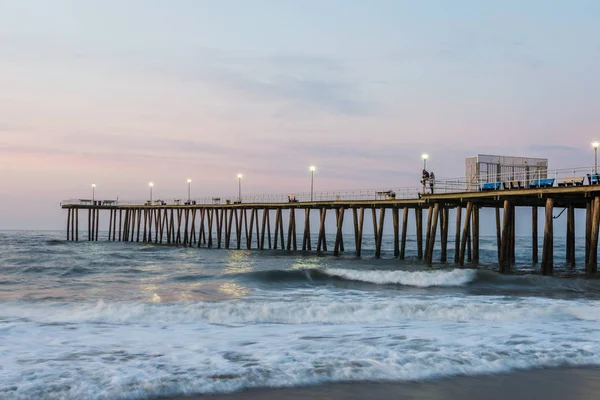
[529,178,555,188]
[481,182,502,191]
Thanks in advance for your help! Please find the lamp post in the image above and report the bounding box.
[237,174,243,202]
[422,153,429,170]
[187,179,192,202]
[309,166,316,201]
[149,182,154,203]
[92,183,96,203]
[593,142,599,174]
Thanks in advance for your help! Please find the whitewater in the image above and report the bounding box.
[1,231,600,399]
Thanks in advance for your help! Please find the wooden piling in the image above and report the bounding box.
[333,207,345,256]
[459,202,473,266]
[88,208,94,242]
[425,205,433,259]
[500,200,511,273]
[472,205,479,264]
[510,205,516,265]
[225,208,233,249]
[67,208,71,241]
[207,208,214,248]
[587,196,600,274]
[217,208,224,248]
[416,207,423,260]
[454,206,462,264]
[541,198,554,275]
[567,205,575,267]
[400,207,408,260]
[425,203,440,265]
[302,208,311,251]
[586,201,592,263]
[274,208,281,250]
[531,207,538,264]
[337,208,345,252]
[441,207,449,263]
[375,208,385,258]
[393,208,399,257]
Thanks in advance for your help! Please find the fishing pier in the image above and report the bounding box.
[61,163,600,275]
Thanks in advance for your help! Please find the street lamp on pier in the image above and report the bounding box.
[309,166,316,201]
[92,184,96,203]
[237,174,243,202]
[149,182,154,204]
[422,153,429,170]
[187,179,192,202]
[593,142,599,174]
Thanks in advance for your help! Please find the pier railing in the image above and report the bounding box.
[61,165,600,206]
[60,187,422,207]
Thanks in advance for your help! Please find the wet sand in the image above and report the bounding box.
[161,367,600,400]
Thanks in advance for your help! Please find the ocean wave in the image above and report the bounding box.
[3,301,600,399]
[2,296,599,325]
[322,268,477,287]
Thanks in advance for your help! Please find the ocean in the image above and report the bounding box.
[1,231,600,399]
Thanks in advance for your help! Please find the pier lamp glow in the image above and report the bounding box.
[593,142,600,174]
[421,154,429,170]
[309,166,316,201]
[187,179,192,201]
[149,182,154,203]
[237,174,243,202]
[91,184,96,203]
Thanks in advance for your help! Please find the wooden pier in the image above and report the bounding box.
[62,185,600,274]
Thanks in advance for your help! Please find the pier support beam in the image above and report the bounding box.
[302,208,311,251]
[375,208,385,258]
[532,207,538,264]
[317,208,327,252]
[392,208,399,257]
[353,208,364,257]
[566,205,575,267]
[416,208,423,260]
[500,200,512,273]
[441,207,449,263]
[472,205,479,265]
[587,196,600,274]
[459,202,473,266]
[425,203,440,265]
[400,207,408,260]
[333,207,345,256]
[541,198,554,275]
[454,206,461,264]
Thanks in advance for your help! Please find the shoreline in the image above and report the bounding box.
[158,367,600,400]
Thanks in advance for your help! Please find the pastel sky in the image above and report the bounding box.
[1,0,599,229]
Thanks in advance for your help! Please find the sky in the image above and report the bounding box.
[1,0,599,230]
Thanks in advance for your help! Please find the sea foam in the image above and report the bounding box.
[322,267,477,287]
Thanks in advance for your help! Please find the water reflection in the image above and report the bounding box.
[218,282,250,297]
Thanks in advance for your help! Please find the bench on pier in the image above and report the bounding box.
[212,197,221,204]
[481,182,501,191]
[184,200,197,205]
[529,178,555,188]
[558,176,585,187]
[510,181,524,189]
[174,199,181,205]
[375,190,396,199]
[102,200,116,206]
[587,174,600,185]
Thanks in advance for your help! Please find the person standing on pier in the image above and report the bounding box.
[429,171,435,194]
[421,169,430,194]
